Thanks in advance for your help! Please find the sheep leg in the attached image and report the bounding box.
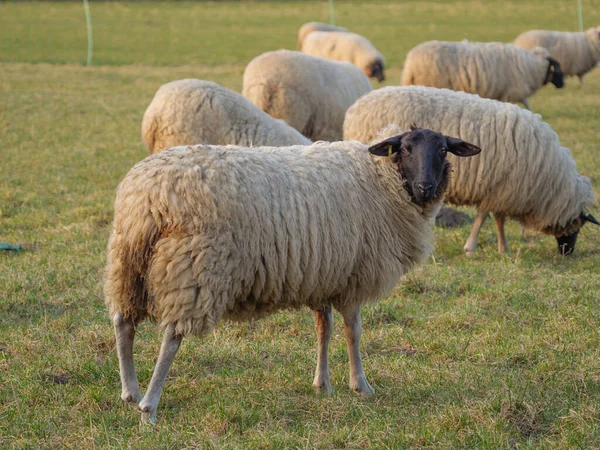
[113,312,142,404]
[464,209,488,256]
[494,213,509,253]
[138,324,182,424]
[578,75,585,91]
[341,306,374,395]
[312,306,333,395]
[522,98,531,110]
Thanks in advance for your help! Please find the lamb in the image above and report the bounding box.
[297,21,347,50]
[514,27,600,88]
[242,50,372,142]
[400,41,564,110]
[141,79,311,154]
[105,127,480,423]
[343,86,599,255]
[301,31,385,82]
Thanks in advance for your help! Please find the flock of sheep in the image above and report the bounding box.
[106,21,600,423]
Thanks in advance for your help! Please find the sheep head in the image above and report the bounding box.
[368,60,385,82]
[555,211,600,255]
[544,57,564,88]
[368,126,481,206]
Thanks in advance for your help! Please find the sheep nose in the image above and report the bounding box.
[416,182,434,194]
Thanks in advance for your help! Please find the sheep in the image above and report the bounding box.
[343,86,599,255]
[105,127,480,423]
[242,50,372,142]
[400,41,564,110]
[301,31,385,82]
[514,27,600,89]
[141,79,311,154]
[297,21,347,50]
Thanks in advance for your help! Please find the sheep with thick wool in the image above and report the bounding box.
[104,126,480,423]
[344,86,598,255]
[301,31,385,82]
[297,21,348,50]
[243,50,371,142]
[514,27,600,88]
[401,41,564,110]
[141,79,311,154]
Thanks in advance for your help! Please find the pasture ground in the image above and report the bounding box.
[1,1,600,448]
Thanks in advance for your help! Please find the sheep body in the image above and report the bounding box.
[298,21,348,50]
[141,79,311,154]
[301,31,385,81]
[514,27,600,80]
[400,41,559,107]
[243,50,371,141]
[106,140,437,335]
[344,86,595,252]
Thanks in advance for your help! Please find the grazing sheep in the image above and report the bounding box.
[105,127,480,423]
[297,21,347,50]
[514,27,600,88]
[400,41,564,110]
[243,50,371,142]
[344,86,598,255]
[141,79,311,154]
[301,31,385,82]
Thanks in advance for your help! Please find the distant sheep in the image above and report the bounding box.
[297,21,347,50]
[301,31,385,82]
[401,41,564,109]
[514,27,600,88]
[105,127,480,423]
[344,86,598,255]
[243,50,371,141]
[141,79,311,154]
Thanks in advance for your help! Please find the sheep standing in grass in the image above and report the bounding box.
[344,86,599,255]
[243,50,371,141]
[141,79,311,154]
[297,21,347,50]
[105,127,480,423]
[514,27,600,88]
[301,31,385,82]
[400,41,564,110]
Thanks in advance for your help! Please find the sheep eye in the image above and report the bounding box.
[439,147,448,154]
[401,146,411,154]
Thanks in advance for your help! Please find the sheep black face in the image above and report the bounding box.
[369,126,481,206]
[368,60,385,82]
[556,211,600,255]
[545,57,564,88]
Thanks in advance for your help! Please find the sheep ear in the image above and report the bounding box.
[368,135,404,156]
[583,212,600,226]
[445,136,481,157]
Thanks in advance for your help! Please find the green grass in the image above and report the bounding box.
[2,1,600,448]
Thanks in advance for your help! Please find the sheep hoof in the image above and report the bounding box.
[139,407,157,425]
[312,380,333,396]
[351,379,375,396]
[121,390,142,404]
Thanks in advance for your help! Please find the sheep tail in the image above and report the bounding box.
[104,186,163,322]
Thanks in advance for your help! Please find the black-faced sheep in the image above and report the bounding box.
[301,31,385,82]
[105,127,480,422]
[343,86,598,255]
[400,41,564,110]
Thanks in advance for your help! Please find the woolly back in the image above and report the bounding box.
[344,86,595,230]
[141,79,309,153]
[302,31,384,69]
[242,50,371,141]
[402,41,549,102]
[297,22,348,50]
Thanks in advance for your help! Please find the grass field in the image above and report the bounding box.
[2,1,600,448]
